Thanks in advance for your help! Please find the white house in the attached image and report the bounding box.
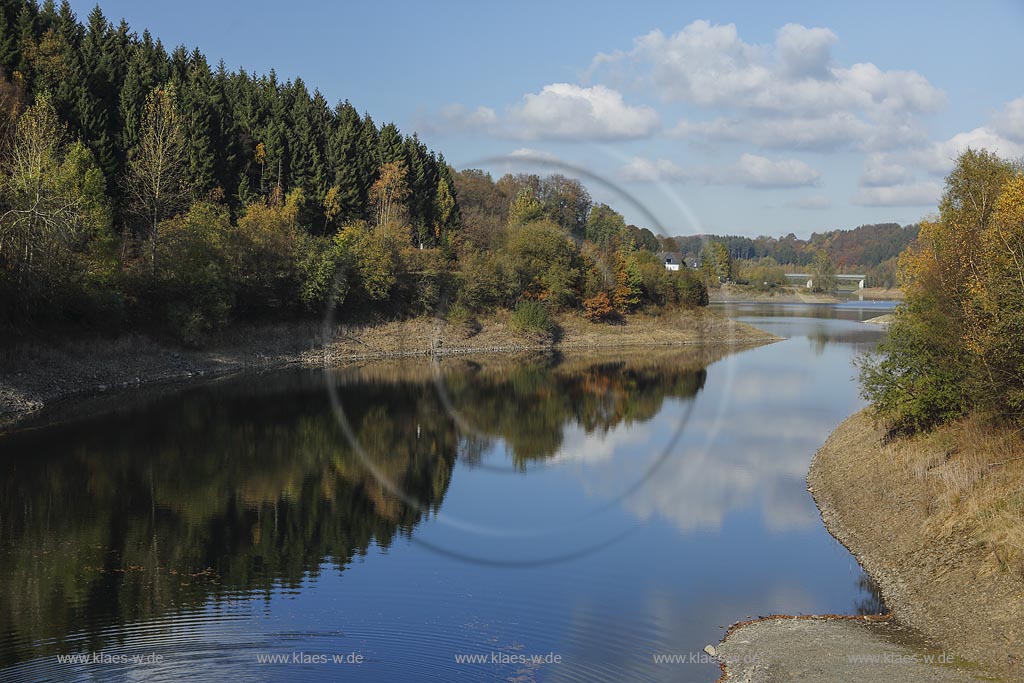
[657,252,683,271]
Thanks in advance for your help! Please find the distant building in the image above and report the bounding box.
[657,251,683,271]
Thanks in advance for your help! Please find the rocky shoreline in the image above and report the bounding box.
[717,410,1022,682]
[0,309,778,431]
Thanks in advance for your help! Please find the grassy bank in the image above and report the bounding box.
[807,410,1024,680]
[0,309,778,430]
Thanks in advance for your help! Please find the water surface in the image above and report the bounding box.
[0,302,893,682]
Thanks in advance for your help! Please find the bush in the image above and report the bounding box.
[583,291,616,323]
[674,271,709,308]
[129,202,233,346]
[858,296,970,434]
[511,300,557,336]
[399,247,450,316]
[505,220,579,308]
[296,235,352,313]
[445,302,481,336]
[226,192,304,317]
[457,251,504,311]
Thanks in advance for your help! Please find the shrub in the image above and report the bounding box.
[511,300,556,336]
[583,291,616,323]
[134,202,233,346]
[296,235,352,313]
[226,191,304,317]
[858,297,970,434]
[674,271,709,308]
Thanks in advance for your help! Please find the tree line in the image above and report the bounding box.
[0,0,706,344]
[670,222,919,288]
[860,149,1024,432]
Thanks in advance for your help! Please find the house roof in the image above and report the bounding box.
[656,251,683,263]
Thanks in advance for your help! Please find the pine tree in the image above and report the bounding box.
[378,122,403,165]
[78,5,117,179]
[179,51,216,194]
[326,101,363,223]
[0,1,21,74]
[13,1,38,78]
[118,45,155,159]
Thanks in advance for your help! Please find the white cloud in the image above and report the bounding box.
[776,23,837,79]
[786,195,832,210]
[853,181,941,207]
[620,153,819,189]
[598,20,943,152]
[508,83,659,141]
[992,96,1024,143]
[507,147,561,162]
[673,112,873,151]
[859,153,913,187]
[619,157,686,182]
[601,21,943,115]
[434,103,497,132]
[732,153,820,188]
[911,126,1024,174]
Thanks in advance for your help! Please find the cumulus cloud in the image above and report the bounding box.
[507,147,561,162]
[992,97,1024,142]
[597,20,943,151]
[853,181,941,207]
[619,157,686,182]
[910,126,1024,174]
[432,103,497,132]
[598,20,943,114]
[786,195,832,210]
[732,153,820,188]
[673,112,873,151]
[620,153,819,189]
[859,153,914,187]
[508,83,660,140]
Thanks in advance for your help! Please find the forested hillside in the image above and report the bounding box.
[671,223,919,287]
[0,0,705,343]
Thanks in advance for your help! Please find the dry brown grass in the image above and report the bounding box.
[886,415,1024,577]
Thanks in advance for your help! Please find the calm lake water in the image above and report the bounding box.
[0,302,895,682]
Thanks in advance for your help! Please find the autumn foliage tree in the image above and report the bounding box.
[0,94,111,321]
[121,85,188,268]
[860,149,1024,431]
[369,160,410,230]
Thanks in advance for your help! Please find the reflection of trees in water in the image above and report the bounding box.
[0,349,717,665]
[442,359,707,469]
[854,572,886,615]
[0,378,457,666]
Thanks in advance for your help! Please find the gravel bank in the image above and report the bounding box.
[719,410,1023,682]
[717,616,988,683]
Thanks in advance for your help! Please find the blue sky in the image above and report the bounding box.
[70,0,1024,238]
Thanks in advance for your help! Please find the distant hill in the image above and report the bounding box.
[668,223,919,287]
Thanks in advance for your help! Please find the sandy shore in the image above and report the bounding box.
[718,410,1023,682]
[0,309,778,431]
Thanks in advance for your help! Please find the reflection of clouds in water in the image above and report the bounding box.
[546,581,821,683]
[625,414,821,532]
[727,366,814,401]
[550,420,659,466]
[550,346,856,533]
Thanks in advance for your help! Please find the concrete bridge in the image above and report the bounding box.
[784,273,866,289]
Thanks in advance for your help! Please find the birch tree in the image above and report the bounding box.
[122,84,188,269]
